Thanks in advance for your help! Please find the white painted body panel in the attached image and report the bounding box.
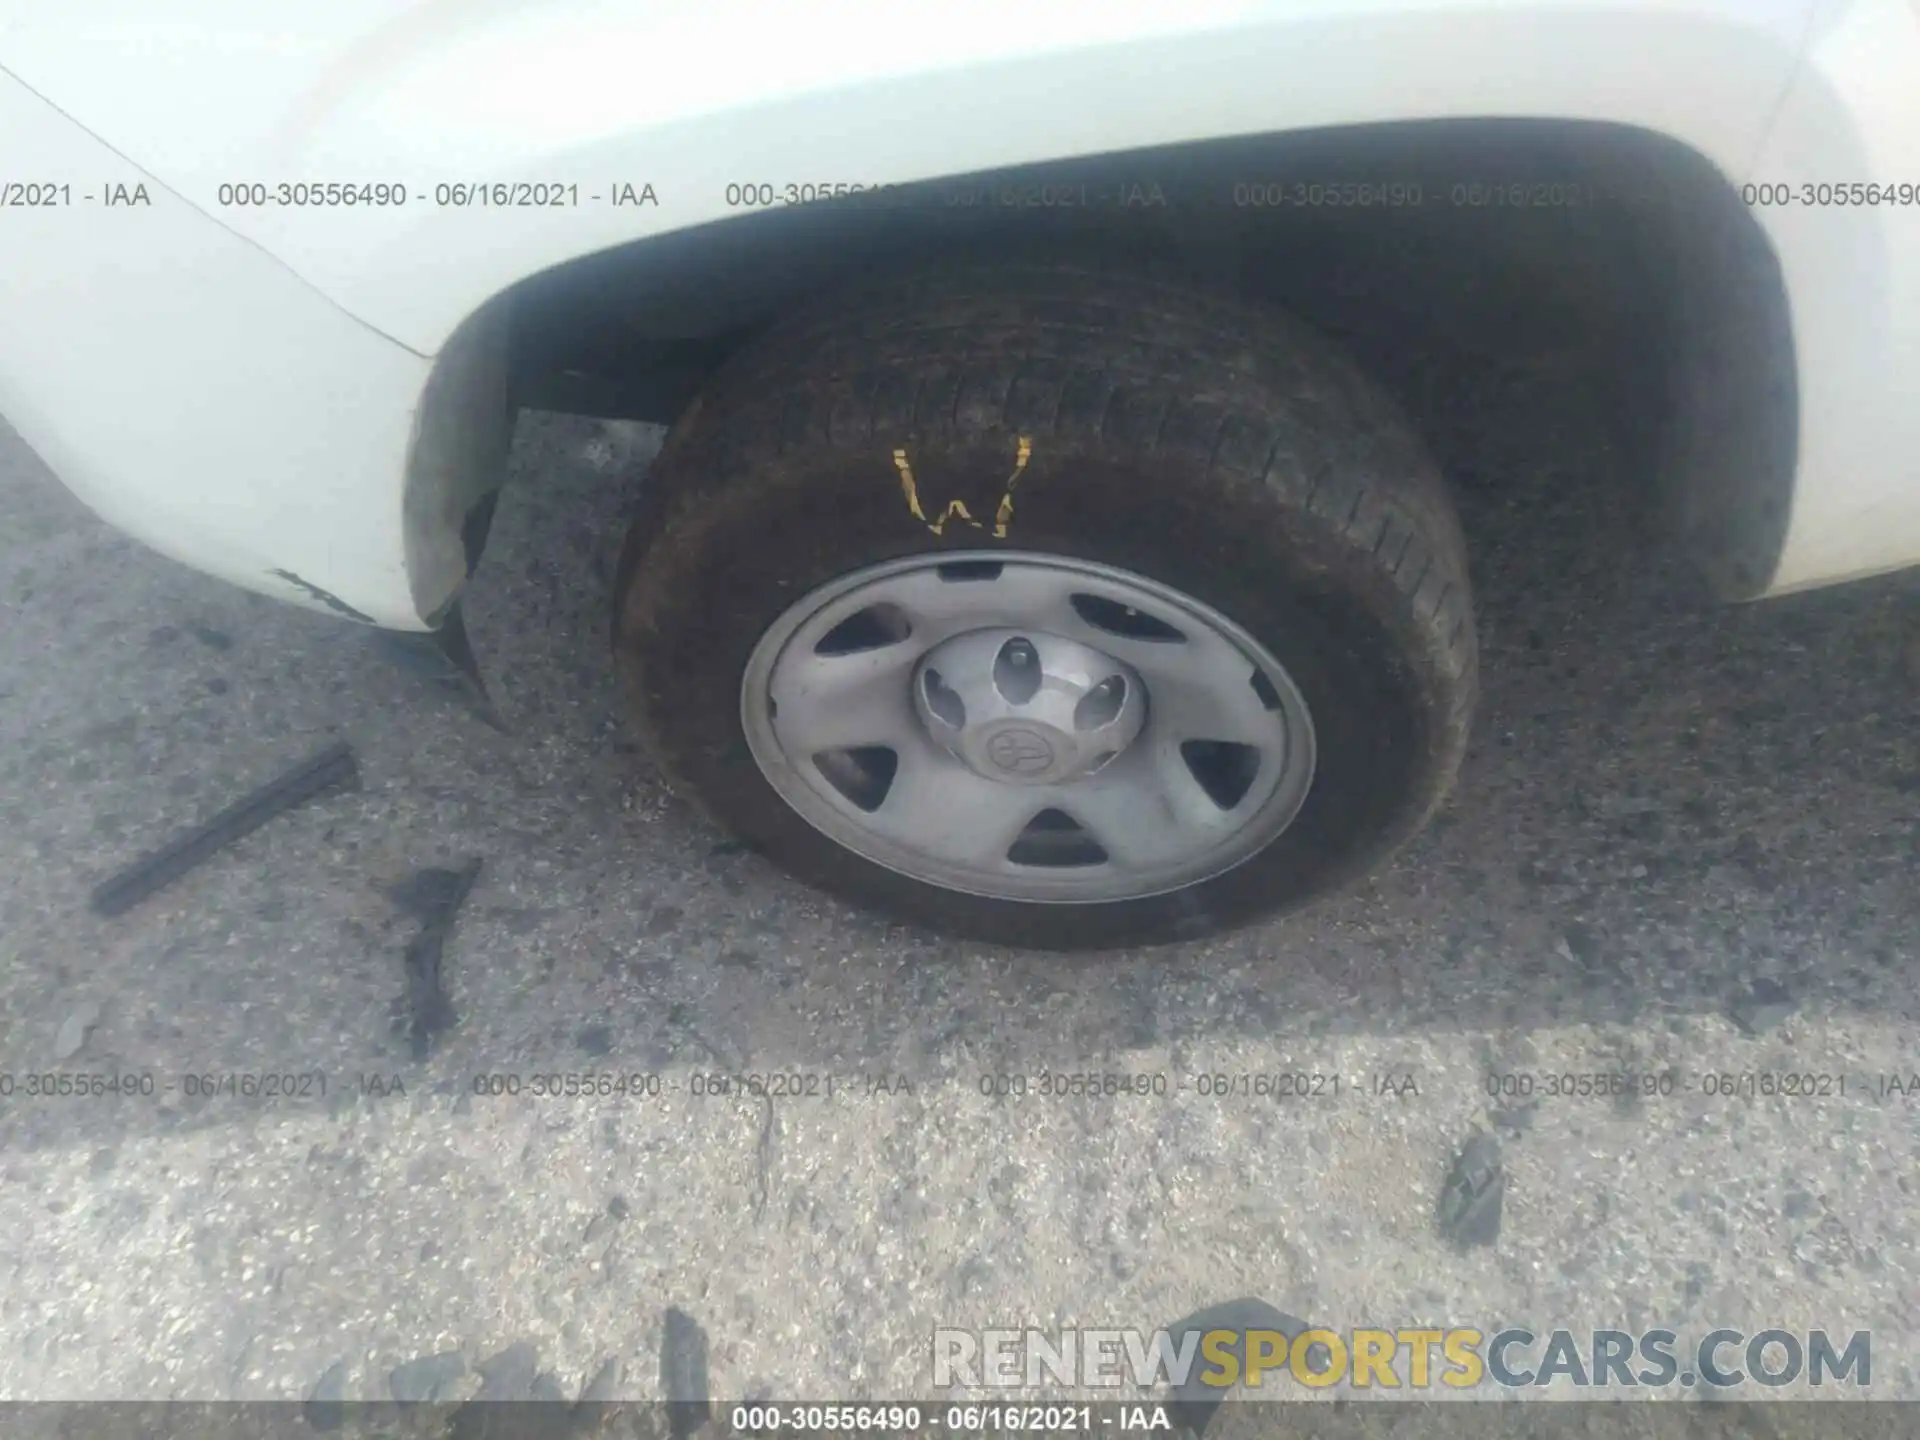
[1744,0,1920,592]
[0,0,1817,353]
[2,0,1918,621]
[0,71,431,628]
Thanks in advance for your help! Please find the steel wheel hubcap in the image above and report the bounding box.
[914,628,1147,787]
[740,552,1317,904]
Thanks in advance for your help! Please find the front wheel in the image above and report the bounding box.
[613,259,1477,949]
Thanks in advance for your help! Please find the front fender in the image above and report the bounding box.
[0,0,1814,353]
[0,67,437,631]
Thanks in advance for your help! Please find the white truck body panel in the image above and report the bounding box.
[0,0,1817,352]
[0,73,431,628]
[1747,0,1920,591]
[2,0,1918,621]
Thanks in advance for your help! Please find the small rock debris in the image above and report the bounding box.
[53,1001,102,1061]
[1436,1129,1505,1249]
[1487,1100,1539,1136]
[1729,977,1796,1036]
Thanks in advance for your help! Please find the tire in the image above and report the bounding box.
[613,257,1477,949]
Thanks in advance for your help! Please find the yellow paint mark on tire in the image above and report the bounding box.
[992,435,1034,539]
[892,435,1035,538]
[891,447,977,534]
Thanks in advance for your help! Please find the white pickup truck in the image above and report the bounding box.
[2,1,1916,948]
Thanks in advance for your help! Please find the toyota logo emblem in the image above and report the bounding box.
[985,727,1056,776]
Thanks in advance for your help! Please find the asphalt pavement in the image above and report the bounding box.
[1,300,1917,1422]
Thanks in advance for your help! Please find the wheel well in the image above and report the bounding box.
[476,118,1796,600]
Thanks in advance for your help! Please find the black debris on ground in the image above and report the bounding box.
[368,604,508,733]
[579,1357,621,1404]
[1436,1129,1506,1250]
[303,1360,348,1432]
[473,1341,539,1401]
[660,1308,711,1440]
[386,860,483,924]
[1162,1297,1311,1437]
[390,857,482,1061]
[87,740,358,917]
[454,1403,576,1440]
[450,1342,624,1440]
[389,1349,467,1403]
